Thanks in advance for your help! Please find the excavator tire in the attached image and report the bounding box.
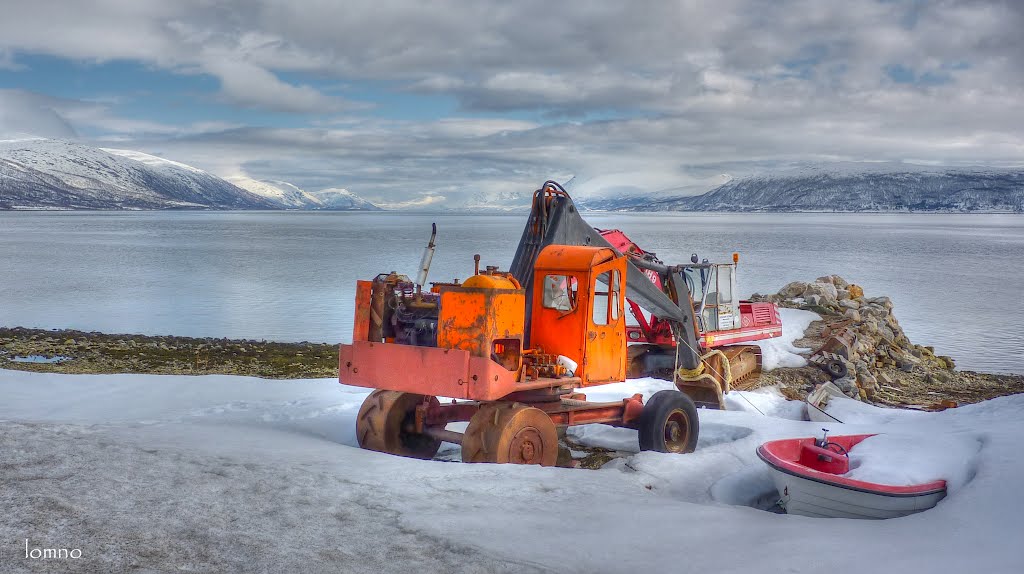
[824,359,848,379]
[462,403,559,466]
[638,390,700,453]
[356,390,442,459]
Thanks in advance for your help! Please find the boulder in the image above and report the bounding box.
[834,376,856,394]
[848,284,864,299]
[816,275,850,289]
[778,281,809,298]
[802,281,838,304]
[869,296,894,310]
[839,299,860,310]
[844,309,861,322]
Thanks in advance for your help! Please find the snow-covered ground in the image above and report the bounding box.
[753,307,820,370]
[2,311,1022,573]
[3,371,1022,573]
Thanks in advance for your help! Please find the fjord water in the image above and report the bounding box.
[1,211,1021,374]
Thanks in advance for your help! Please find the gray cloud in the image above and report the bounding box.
[0,90,78,138]
[1,1,1022,203]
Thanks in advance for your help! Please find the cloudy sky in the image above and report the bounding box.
[0,0,1021,206]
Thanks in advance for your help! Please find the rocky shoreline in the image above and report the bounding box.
[2,278,1022,408]
[0,327,338,379]
[752,275,1024,408]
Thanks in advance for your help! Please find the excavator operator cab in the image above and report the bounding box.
[530,245,627,386]
[683,263,740,332]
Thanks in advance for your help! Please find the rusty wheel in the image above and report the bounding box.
[462,403,558,466]
[638,390,699,454]
[356,390,441,459]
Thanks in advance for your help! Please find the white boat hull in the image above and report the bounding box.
[766,465,946,519]
[805,382,849,423]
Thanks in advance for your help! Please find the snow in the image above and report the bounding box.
[0,138,274,209]
[226,175,326,208]
[746,307,820,370]
[102,147,206,174]
[844,433,981,491]
[2,366,1022,573]
[310,187,381,210]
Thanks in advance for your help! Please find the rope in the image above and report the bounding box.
[673,344,766,416]
[676,348,731,390]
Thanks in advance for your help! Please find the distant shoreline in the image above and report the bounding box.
[2,325,1021,408]
[0,326,338,379]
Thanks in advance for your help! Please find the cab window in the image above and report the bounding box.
[592,270,620,325]
[542,275,577,311]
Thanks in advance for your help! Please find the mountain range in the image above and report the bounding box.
[225,176,380,211]
[3,137,1022,213]
[577,163,1024,212]
[0,137,379,211]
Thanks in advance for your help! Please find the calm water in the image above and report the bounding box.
[1,211,1022,374]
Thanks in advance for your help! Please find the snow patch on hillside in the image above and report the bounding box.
[309,187,381,211]
[102,148,206,174]
[226,176,325,209]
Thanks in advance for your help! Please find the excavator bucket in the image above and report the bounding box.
[724,345,763,391]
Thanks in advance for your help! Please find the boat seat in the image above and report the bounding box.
[797,442,850,475]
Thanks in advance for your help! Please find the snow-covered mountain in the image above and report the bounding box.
[592,163,1024,212]
[225,176,326,209]
[453,190,532,211]
[307,187,381,211]
[0,138,277,210]
[571,172,734,211]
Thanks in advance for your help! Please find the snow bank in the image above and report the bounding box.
[750,307,820,370]
[2,368,1023,573]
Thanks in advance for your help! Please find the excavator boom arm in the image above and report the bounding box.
[509,182,703,370]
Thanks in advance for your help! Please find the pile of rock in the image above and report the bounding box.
[755,276,957,402]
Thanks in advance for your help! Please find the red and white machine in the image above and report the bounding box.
[597,228,782,386]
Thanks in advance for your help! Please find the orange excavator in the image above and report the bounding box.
[339,181,777,466]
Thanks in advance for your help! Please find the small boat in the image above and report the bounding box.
[805,382,848,423]
[757,433,947,519]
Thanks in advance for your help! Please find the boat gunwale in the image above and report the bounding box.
[757,436,947,498]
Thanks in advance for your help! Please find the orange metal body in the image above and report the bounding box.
[351,280,373,343]
[529,246,627,385]
[340,245,634,420]
[339,341,580,401]
[437,274,525,372]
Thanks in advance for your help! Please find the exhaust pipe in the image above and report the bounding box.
[416,223,437,288]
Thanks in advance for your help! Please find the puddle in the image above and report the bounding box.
[10,355,72,364]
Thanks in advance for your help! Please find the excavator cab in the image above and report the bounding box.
[530,245,627,386]
[684,263,740,332]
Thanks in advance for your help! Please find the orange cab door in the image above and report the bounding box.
[581,260,627,385]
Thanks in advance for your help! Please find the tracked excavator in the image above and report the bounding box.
[595,228,781,391]
[339,181,779,466]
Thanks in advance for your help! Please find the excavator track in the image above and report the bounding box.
[721,345,763,391]
[627,343,763,407]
